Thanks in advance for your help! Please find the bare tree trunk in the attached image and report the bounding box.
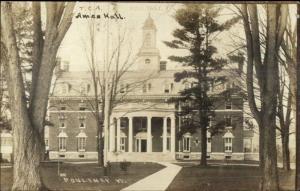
[258,125,265,168]
[1,2,75,190]
[261,117,279,191]
[240,4,288,191]
[1,3,45,190]
[281,131,290,171]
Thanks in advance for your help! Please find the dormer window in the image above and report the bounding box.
[61,83,68,94]
[60,122,66,128]
[142,84,147,93]
[164,83,170,93]
[145,59,151,64]
[79,122,85,129]
[170,83,174,92]
[80,85,86,94]
[79,103,86,111]
[120,84,125,94]
[225,116,232,127]
[225,100,232,110]
[86,84,91,93]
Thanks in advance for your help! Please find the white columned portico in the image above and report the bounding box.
[109,116,115,152]
[116,117,121,151]
[147,116,152,152]
[170,115,176,152]
[128,117,133,152]
[163,117,167,152]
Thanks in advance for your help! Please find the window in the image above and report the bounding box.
[59,137,66,151]
[86,84,91,93]
[120,137,126,151]
[164,84,170,93]
[78,137,86,151]
[148,83,152,91]
[183,136,190,152]
[79,122,85,129]
[68,84,72,92]
[145,59,151,64]
[167,118,171,133]
[61,84,67,94]
[166,137,170,151]
[224,137,232,152]
[170,83,174,92]
[225,100,232,110]
[142,84,147,93]
[60,106,66,111]
[60,122,66,128]
[207,138,211,143]
[120,84,125,93]
[79,103,86,111]
[225,116,232,127]
[80,85,86,94]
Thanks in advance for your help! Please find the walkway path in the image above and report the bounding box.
[121,162,182,191]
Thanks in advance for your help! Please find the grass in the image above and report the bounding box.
[0,162,164,191]
[167,164,295,191]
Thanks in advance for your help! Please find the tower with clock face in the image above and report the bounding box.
[137,15,161,71]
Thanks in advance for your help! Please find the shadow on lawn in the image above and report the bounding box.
[167,165,295,191]
[0,162,164,191]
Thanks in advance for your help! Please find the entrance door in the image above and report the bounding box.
[141,139,147,152]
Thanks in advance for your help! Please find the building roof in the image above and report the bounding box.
[58,131,68,138]
[223,131,234,138]
[76,131,88,138]
[143,14,156,30]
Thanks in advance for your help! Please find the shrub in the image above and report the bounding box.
[120,160,131,172]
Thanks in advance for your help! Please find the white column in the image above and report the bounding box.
[163,117,167,152]
[128,117,133,152]
[116,117,121,151]
[109,116,115,152]
[170,115,176,152]
[147,116,152,152]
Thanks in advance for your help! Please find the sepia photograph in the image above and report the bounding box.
[0,1,298,191]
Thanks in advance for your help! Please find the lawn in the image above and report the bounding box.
[167,164,295,191]
[0,162,164,191]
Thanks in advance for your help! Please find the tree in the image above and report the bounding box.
[276,67,292,171]
[1,2,75,190]
[239,4,288,191]
[164,4,240,166]
[80,3,148,167]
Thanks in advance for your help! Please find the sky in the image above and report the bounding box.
[57,2,247,71]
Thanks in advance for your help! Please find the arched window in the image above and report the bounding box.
[182,133,191,152]
[145,59,151,64]
[223,131,234,153]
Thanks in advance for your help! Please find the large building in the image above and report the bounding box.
[48,16,254,162]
